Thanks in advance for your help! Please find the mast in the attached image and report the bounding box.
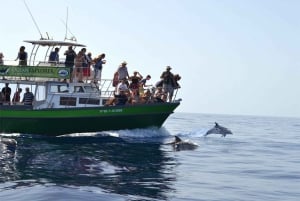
[23,0,45,40]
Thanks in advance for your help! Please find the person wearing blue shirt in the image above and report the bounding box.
[93,53,106,82]
[49,47,60,64]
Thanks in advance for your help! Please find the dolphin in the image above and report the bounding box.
[205,122,233,137]
[166,136,198,151]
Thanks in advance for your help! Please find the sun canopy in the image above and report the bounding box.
[24,40,86,47]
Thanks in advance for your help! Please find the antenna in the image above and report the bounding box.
[65,7,68,41]
[61,19,77,42]
[61,8,77,42]
[23,0,44,40]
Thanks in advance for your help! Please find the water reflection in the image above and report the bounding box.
[0,137,18,181]
[0,135,177,200]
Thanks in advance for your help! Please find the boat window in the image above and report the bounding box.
[60,97,76,106]
[79,98,100,105]
[50,84,69,93]
[83,86,98,93]
[58,85,69,93]
[50,85,59,93]
[74,86,84,93]
[35,85,46,101]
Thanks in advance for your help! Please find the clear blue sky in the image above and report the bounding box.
[1,0,300,117]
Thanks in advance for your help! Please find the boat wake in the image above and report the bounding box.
[0,127,172,144]
[54,127,169,139]
[117,127,169,138]
[170,128,209,139]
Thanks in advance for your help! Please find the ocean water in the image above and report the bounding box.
[0,113,300,201]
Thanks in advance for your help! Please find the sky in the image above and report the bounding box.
[1,0,300,117]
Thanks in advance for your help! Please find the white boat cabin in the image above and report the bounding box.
[35,81,111,109]
[0,79,114,109]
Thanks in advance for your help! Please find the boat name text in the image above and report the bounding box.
[99,109,123,113]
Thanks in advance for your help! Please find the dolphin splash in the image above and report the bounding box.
[205,122,233,137]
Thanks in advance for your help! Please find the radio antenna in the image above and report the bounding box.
[23,0,44,39]
[61,19,77,42]
[65,7,68,41]
[61,7,77,42]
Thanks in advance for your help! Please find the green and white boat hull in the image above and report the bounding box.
[0,102,179,136]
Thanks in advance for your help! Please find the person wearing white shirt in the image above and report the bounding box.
[116,79,129,95]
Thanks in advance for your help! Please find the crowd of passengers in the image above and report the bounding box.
[0,45,181,105]
[106,64,181,106]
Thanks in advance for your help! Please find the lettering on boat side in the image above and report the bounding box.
[13,67,55,74]
[0,66,70,78]
[99,109,123,113]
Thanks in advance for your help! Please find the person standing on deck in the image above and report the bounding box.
[0,52,5,79]
[129,71,143,97]
[74,49,85,82]
[64,46,76,82]
[49,47,60,64]
[12,88,22,105]
[139,75,151,88]
[84,52,92,79]
[0,52,4,65]
[0,90,4,105]
[139,75,151,96]
[2,83,11,104]
[15,46,28,66]
[22,87,34,106]
[160,66,176,102]
[80,48,89,81]
[93,53,106,83]
[117,61,129,86]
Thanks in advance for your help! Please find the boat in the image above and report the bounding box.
[0,39,181,136]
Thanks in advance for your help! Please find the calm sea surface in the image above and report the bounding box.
[1,113,300,201]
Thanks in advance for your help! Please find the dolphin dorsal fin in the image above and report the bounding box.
[175,136,182,143]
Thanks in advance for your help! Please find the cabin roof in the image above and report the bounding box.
[24,40,86,47]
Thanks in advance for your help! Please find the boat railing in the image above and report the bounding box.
[0,62,181,104]
[97,79,115,96]
[0,59,61,66]
[37,61,66,67]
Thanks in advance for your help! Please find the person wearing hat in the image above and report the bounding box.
[160,66,176,102]
[117,61,129,85]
